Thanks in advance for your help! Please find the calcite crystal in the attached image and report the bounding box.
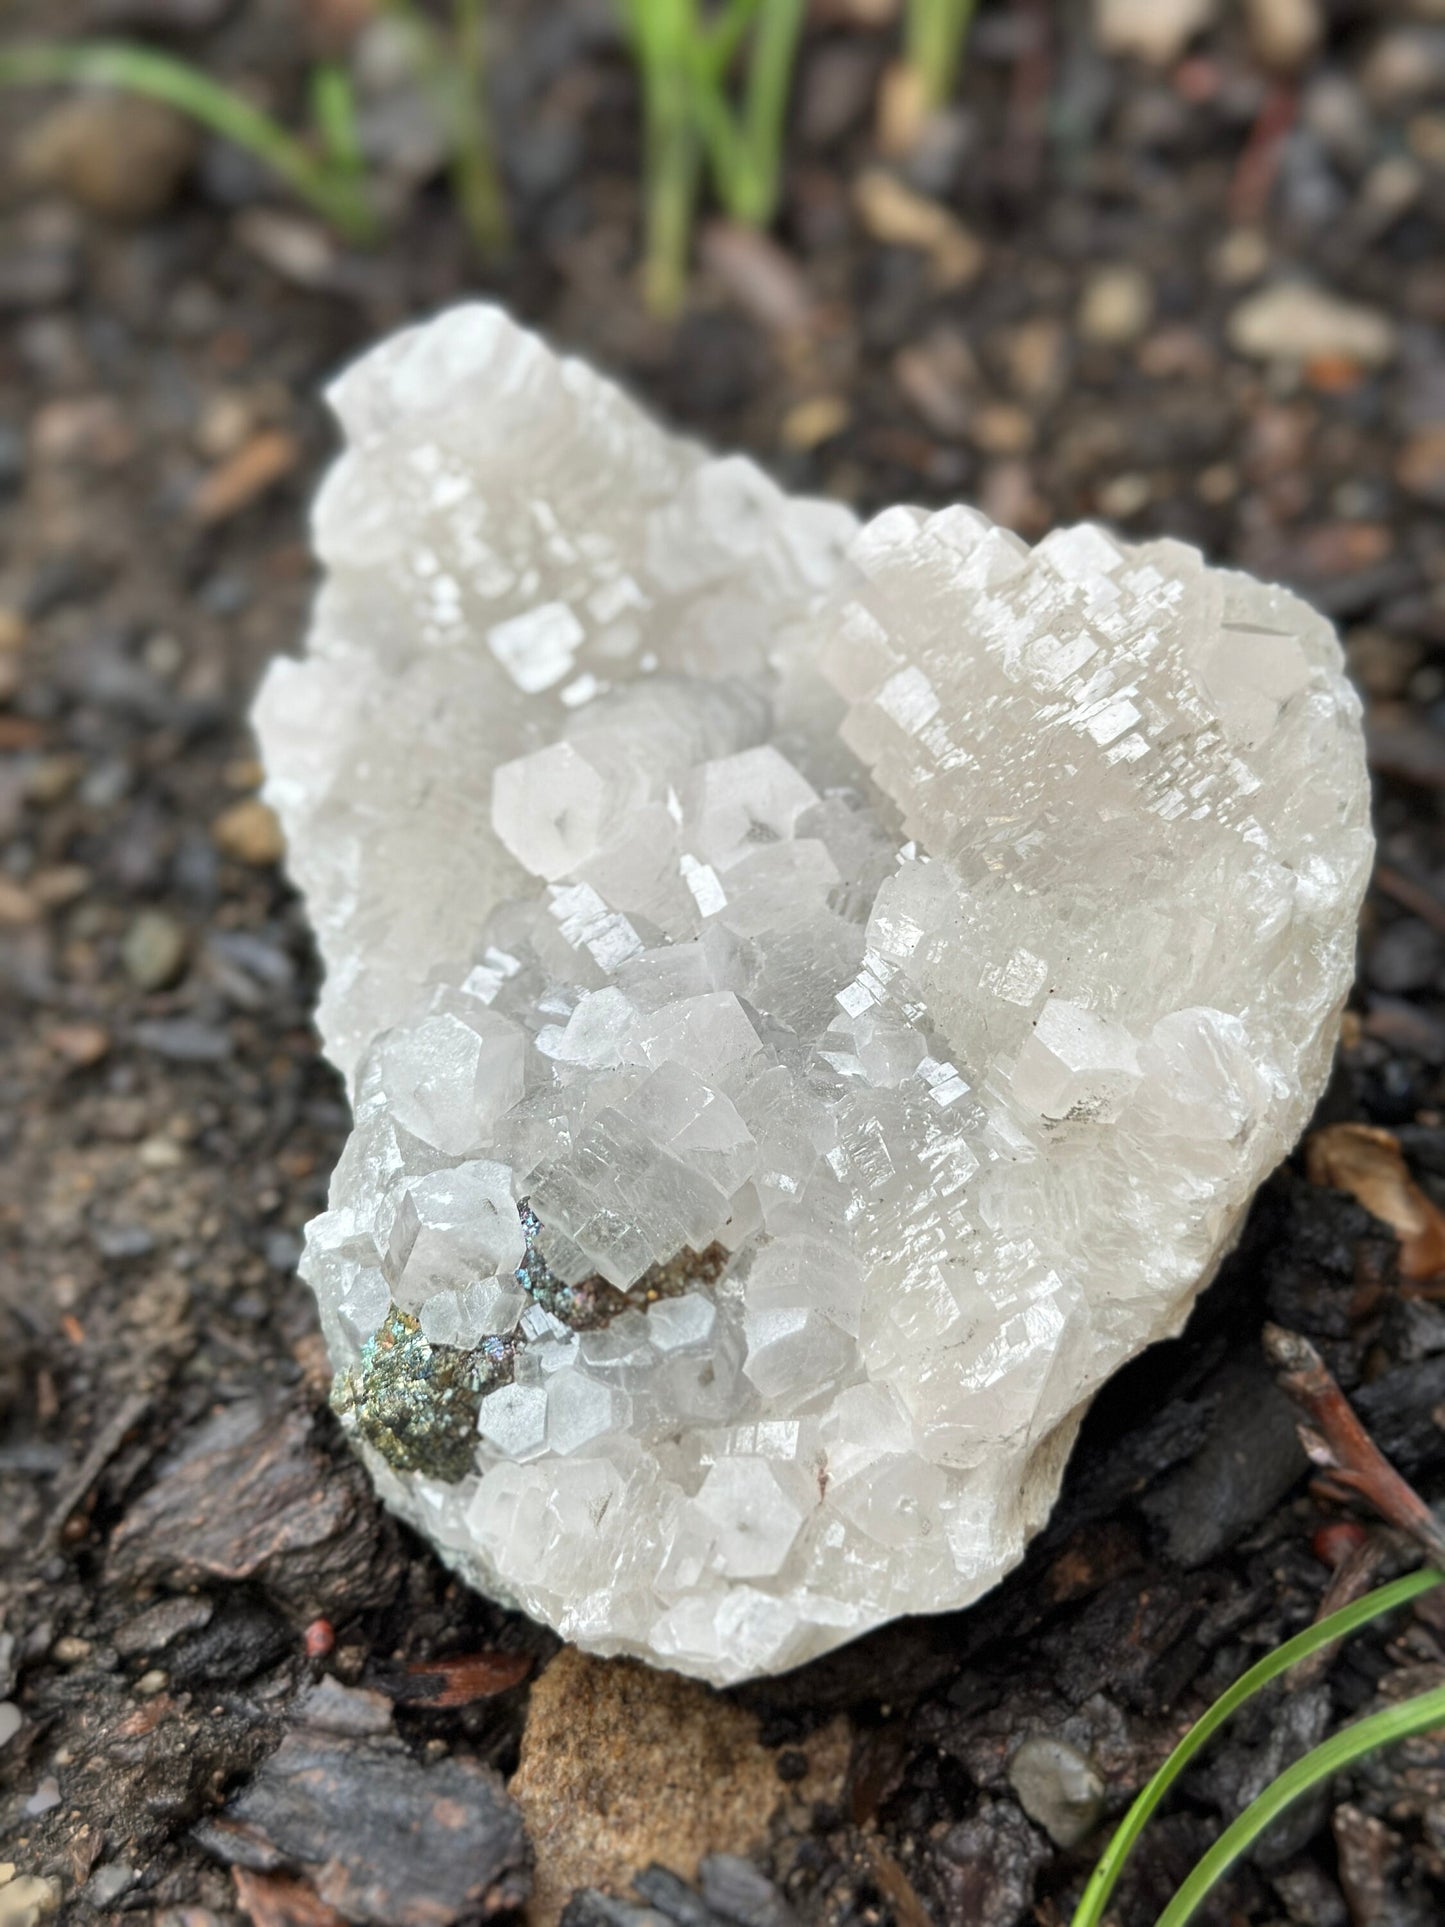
[255,305,1371,1686]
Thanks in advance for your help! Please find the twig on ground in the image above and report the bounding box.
[1263,1322,1445,1570]
[42,1386,156,1551]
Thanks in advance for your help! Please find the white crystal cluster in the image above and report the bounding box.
[255,305,1371,1686]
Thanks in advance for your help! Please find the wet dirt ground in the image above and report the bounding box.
[4,1,1445,1921]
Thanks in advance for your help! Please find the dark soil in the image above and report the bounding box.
[4,1,1445,1923]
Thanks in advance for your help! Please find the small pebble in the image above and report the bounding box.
[0,1705,21,1748]
[1097,472,1153,519]
[1244,0,1322,72]
[970,403,1034,456]
[0,879,38,928]
[1008,1735,1106,1847]
[24,1778,61,1817]
[853,168,983,287]
[780,396,850,451]
[1093,0,1216,65]
[122,910,189,992]
[1228,282,1396,367]
[1398,426,1445,508]
[0,1873,61,1927]
[1078,266,1154,348]
[134,1669,169,1697]
[51,1635,91,1666]
[19,96,198,221]
[83,1867,135,1910]
[212,797,285,866]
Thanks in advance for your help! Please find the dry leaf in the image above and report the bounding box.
[1305,1122,1445,1280]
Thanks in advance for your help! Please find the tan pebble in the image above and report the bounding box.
[781,396,851,451]
[0,610,27,654]
[1097,471,1153,519]
[853,168,984,287]
[138,1135,186,1171]
[31,396,134,469]
[212,797,285,866]
[45,1024,111,1069]
[1244,0,1322,71]
[1211,227,1270,287]
[1078,265,1154,347]
[52,1635,91,1665]
[0,1873,62,1927]
[875,59,930,158]
[1004,317,1068,404]
[970,402,1035,456]
[1093,0,1217,64]
[134,1670,168,1697]
[29,865,91,909]
[1408,113,1445,168]
[0,879,39,927]
[1398,425,1445,506]
[24,755,83,807]
[19,95,197,221]
[122,910,189,992]
[510,1647,847,1927]
[1196,461,1238,505]
[1228,282,1396,366]
[191,430,301,525]
[194,390,258,462]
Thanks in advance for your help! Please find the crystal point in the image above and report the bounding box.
[255,305,1371,1685]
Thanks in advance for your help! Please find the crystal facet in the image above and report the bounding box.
[255,305,1371,1685]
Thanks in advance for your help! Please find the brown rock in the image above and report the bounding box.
[213,797,286,866]
[1244,0,1323,71]
[1399,425,1445,506]
[19,95,198,222]
[45,1023,112,1069]
[0,878,40,927]
[107,1395,403,1618]
[205,1683,529,1926]
[510,1647,847,1926]
[699,223,814,336]
[853,169,983,288]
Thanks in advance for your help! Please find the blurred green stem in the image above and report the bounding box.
[905,0,977,109]
[621,0,699,317]
[384,0,511,260]
[0,39,377,240]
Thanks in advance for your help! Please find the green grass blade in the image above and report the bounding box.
[699,0,765,76]
[310,61,364,181]
[905,0,978,109]
[618,0,700,314]
[733,0,804,225]
[0,40,376,240]
[1070,1568,1442,1927]
[382,0,510,259]
[449,0,510,259]
[1156,1681,1445,1927]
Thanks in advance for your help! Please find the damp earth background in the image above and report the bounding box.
[4,1,1445,1922]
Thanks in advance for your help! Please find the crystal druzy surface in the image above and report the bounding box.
[255,305,1371,1685]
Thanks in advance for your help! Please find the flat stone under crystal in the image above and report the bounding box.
[255,304,1371,1685]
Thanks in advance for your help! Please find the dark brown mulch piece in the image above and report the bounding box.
[198,1682,530,1926]
[106,1394,406,1619]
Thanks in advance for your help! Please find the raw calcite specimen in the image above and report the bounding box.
[255,305,1371,1687]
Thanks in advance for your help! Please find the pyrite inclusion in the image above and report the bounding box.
[255,305,1371,1686]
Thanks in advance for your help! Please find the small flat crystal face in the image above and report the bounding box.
[255,305,1372,1686]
